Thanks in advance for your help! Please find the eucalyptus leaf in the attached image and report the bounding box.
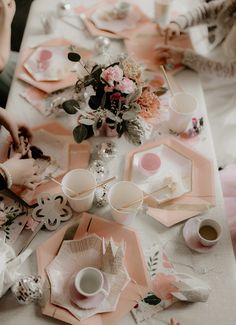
[68,52,81,62]
[131,103,141,112]
[62,100,79,114]
[79,118,95,126]
[106,110,117,121]
[122,111,137,121]
[73,125,88,143]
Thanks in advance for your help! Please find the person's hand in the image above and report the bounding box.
[164,22,181,42]
[0,109,32,150]
[2,153,41,190]
[155,45,185,67]
[170,318,182,325]
[0,0,16,24]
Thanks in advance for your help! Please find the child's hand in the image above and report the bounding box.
[0,0,16,24]
[2,154,41,189]
[170,318,182,325]
[155,45,185,66]
[0,109,32,150]
[164,22,181,42]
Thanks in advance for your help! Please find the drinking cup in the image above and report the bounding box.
[197,218,222,247]
[61,169,96,213]
[154,0,173,28]
[74,267,108,297]
[108,181,143,225]
[168,92,198,133]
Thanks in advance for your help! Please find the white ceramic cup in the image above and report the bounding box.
[61,169,96,213]
[74,267,108,297]
[197,219,222,247]
[168,92,198,134]
[108,181,143,225]
[154,0,173,28]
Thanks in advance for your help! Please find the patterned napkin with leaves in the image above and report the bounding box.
[0,194,29,245]
[131,243,178,323]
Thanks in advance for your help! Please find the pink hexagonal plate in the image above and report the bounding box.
[124,137,216,227]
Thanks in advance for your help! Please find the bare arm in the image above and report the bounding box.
[0,0,16,72]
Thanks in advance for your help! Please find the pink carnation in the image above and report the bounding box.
[116,77,136,94]
[101,65,123,86]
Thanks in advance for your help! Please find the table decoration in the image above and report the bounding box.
[32,193,72,231]
[36,213,150,324]
[61,52,161,145]
[124,137,215,227]
[46,234,129,320]
[0,122,91,205]
[17,39,91,93]
[11,275,42,305]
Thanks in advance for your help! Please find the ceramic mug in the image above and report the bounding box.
[61,169,96,213]
[108,181,143,225]
[74,267,108,297]
[168,92,198,134]
[197,218,222,247]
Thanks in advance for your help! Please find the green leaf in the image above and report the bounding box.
[91,66,102,80]
[62,100,80,114]
[143,295,161,305]
[68,52,81,62]
[154,86,168,96]
[79,118,95,126]
[122,111,137,121]
[73,125,88,143]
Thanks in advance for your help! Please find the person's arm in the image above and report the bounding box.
[172,0,225,31]
[0,0,16,72]
[182,49,236,77]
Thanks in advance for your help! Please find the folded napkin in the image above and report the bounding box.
[131,243,210,323]
[0,233,32,298]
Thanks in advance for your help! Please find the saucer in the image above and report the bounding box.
[70,272,110,310]
[183,218,215,254]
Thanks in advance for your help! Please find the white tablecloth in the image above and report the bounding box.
[1,0,236,324]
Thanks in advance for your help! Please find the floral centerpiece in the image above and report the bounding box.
[61,51,161,145]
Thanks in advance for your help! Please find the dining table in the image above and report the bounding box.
[1,0,236,324]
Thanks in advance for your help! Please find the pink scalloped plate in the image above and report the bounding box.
[82,0,149,39]
[36,213,150,325]
[183,217,215,254]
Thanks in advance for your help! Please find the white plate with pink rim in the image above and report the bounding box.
[69,271,110,309]
[46,234,130,321]
[131,144,192,204]
[183,217,215,254]
[90,4,140,33]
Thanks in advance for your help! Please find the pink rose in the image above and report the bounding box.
[152,273,178,300]
[101,65,123,86]
[116,77,136,94]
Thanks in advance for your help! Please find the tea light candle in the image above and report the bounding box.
[138,153,161,176]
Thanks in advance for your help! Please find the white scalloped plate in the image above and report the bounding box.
[46,234,130,321]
